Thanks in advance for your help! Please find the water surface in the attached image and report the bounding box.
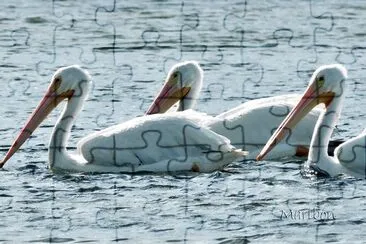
[1,0,366,243]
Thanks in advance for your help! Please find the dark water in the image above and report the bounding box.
[1,0,366,243]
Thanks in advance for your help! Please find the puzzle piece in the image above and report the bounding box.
[47,201,73,241]
[335,130,366,175]
[94,68,133,128]
[0,187,13,237]
[34,1,76,76]
[162,1,201,73]
[11,28,30,47]
[262,63,366,178]
[81,117,238,174]
[222,1,264,101]
[3,0,366,243]
[198,83,225,115]
[95,192,150,237]
[309,0,366,68]
[95,1,178,119]
[220,0,332,99]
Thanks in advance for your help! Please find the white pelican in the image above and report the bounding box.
[0,65,247,173]
[145,61,339,160]
[257,64,366,178]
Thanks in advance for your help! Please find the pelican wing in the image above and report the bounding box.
[77,112,244,173]
[215,94,309,119]
[335,129,366,175]
[206,94,321,159]
[168,109,216,126]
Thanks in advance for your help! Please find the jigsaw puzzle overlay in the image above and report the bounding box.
[0,0,366,243]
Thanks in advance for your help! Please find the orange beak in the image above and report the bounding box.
[0,81,73,168]
[145,72,191,115]
[256,82,335,161]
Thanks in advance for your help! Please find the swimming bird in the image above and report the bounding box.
[0,65,247,173]
[145,61,336,160]
[257,64,366,178]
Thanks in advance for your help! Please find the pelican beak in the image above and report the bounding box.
[145,71,191,114]
[0,81,73,168]
[256,81,335,161]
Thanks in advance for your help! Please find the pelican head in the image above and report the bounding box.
[52,65,91,96]
[145,61,203,114]
[256,64,347,161]
[307,64,347,95]
[0,65,91,168]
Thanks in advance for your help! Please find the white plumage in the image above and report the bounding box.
[258,64,366,178]
[146,61,322,160]
[0,65,246,173]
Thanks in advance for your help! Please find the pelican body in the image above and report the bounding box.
[146,61,326,160]
[0,65,247,173]
[257,64,366,178]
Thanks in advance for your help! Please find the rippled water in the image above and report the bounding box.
[1,0,366,243]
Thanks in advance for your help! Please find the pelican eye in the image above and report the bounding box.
[317,76,325,88]
[54,77,61,84]
[51,77,62,93]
